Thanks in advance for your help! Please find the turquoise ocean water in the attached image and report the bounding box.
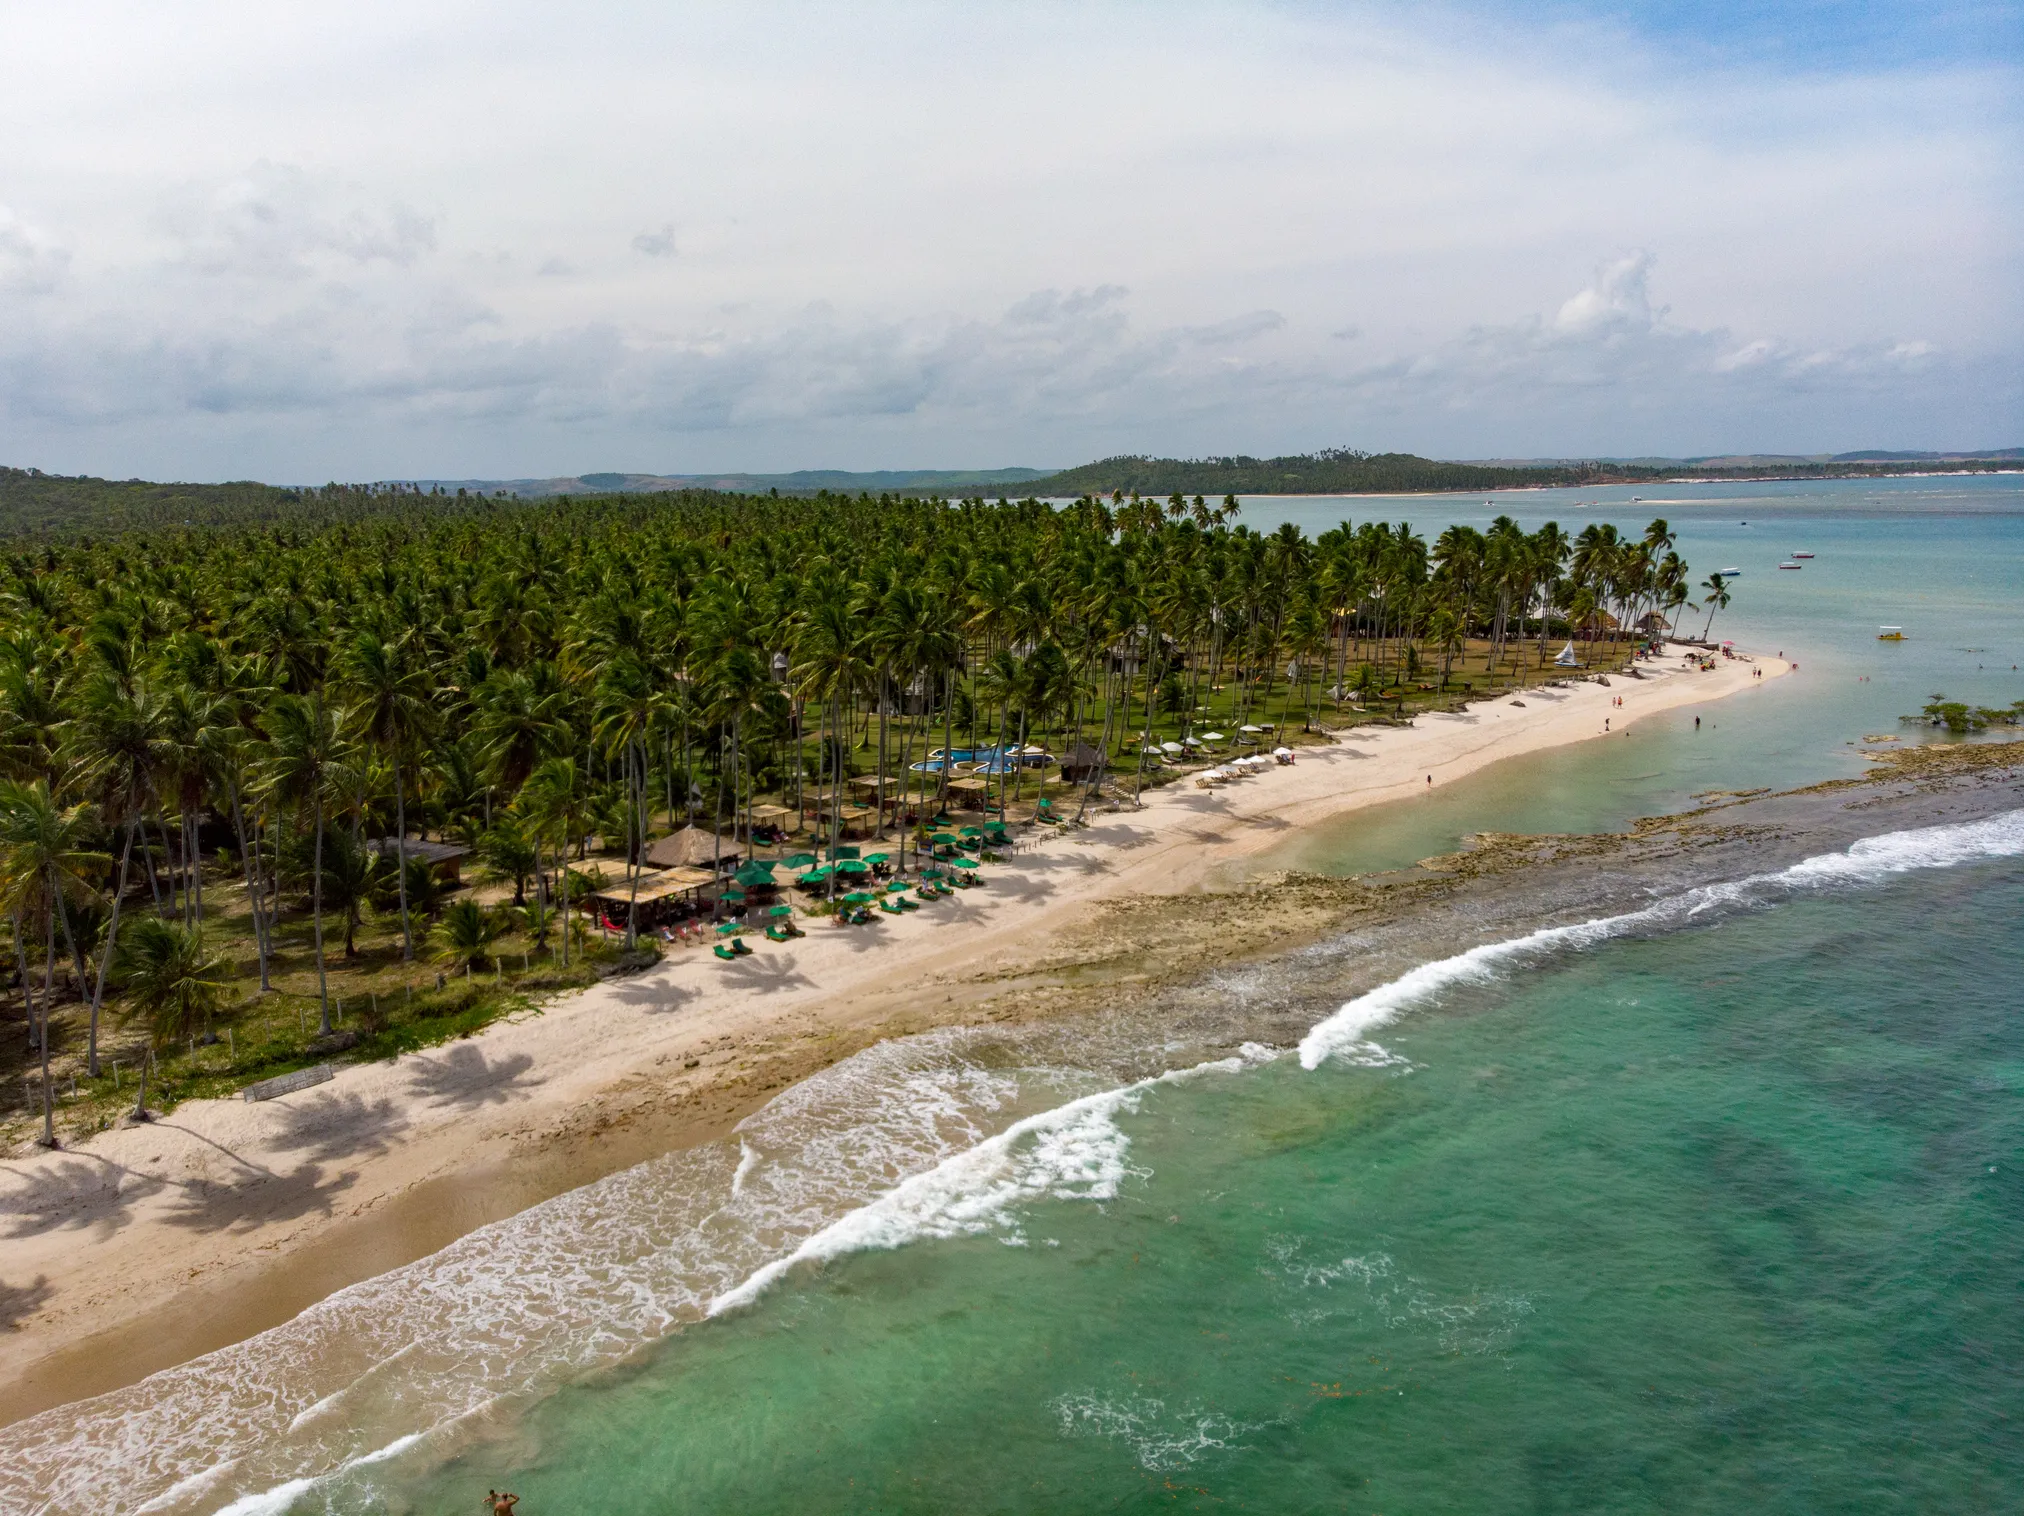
[4,478,2021,1516]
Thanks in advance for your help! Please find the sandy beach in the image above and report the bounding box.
[0,645,1785,1426]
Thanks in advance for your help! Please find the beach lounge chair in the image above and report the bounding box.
[714,940,751,961]
[765,924,794,942]
[880,897,907,916]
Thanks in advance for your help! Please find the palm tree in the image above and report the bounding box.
[341,629,436,961]
[114,917,230,1122]
[64,675,170,1073]
[294,825,379,958]
[476,818,539,906]
[1699,574,1732,641]
[792,593,869,897]
[116,917,229,1048]
[518,756,585,965]
[433,898,510,972]
[0,780,108,1144]
[262,693,354,1035]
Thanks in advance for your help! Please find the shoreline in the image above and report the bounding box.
[0,645,1786,1427]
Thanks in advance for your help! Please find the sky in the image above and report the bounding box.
[0,0,2018,482]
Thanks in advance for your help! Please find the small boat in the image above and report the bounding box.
[1778,561,1803,570]
[1718,567,1743,576]
[1877,626,1906,642]
[1791,551,1815,559]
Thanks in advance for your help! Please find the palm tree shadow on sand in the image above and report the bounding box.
[714,952,818,991]
[408,1044,539,1109]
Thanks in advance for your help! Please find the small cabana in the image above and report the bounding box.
[584,866,718,920]
[1057,742,1108,783]
[374,837,470,884]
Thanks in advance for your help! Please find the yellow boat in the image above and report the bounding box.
[1877,626,1906,642]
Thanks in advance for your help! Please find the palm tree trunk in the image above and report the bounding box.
[393,750,413,961]
[37,894,57,1146]
[85,820,137,1073]
[1076,658,1118,823]
[142,816,164,910]
[875,671,890,842]
[554,833,569,967]
[624,743,642,949]
[312,793,331,1036]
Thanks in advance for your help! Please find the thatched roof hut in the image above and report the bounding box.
[644,826,742,870]
[1057,741,1109,782]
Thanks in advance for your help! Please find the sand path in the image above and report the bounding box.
[0,646,1784,1424]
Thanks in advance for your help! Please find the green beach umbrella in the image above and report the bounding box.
[842,891,873,904]
[929,832,959,845]
[721,885,746,900]
[864,852,891,864]
[783,852,817,868]
[732,863,774,886]
[837,859,870,874]
[959,825,983,837]
[767,905,793,918]
[715,920,745,935]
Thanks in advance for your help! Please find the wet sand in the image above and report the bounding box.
[0,646,1786,1426]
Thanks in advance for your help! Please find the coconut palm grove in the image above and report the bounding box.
[0,482,1700,1144]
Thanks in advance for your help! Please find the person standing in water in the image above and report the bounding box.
[490,1492,520,1516]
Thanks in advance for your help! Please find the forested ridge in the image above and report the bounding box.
[1028,450,1593,496]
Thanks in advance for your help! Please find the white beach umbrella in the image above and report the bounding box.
[1200,731,1226,742]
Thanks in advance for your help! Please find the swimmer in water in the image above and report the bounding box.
[490,1492,519,1516]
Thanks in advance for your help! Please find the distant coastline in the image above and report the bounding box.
[4,450,2020,537]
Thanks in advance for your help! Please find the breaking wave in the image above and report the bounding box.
[1299,809,2024,1069]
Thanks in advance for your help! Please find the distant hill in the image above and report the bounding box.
[415,467,1054,498]
[1023,451,1595,497]
[0,466,312,536]
[1469,449,2023,470]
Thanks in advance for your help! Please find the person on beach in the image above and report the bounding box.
[490,1491,519,1516]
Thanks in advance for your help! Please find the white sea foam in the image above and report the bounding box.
[1299,809,2024,1069]
[0,1026,1240,1516]
[710,1048,1278,1316]
[1052,1392,1265,1471]
[208,1478,314,1516]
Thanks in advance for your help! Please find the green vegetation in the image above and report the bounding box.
[0,477,1698,1142]
[1905,694,2024,735]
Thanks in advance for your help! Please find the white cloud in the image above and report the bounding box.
[1553,252,1662,335]
[155,162,435,279]
[0,206,70,295]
